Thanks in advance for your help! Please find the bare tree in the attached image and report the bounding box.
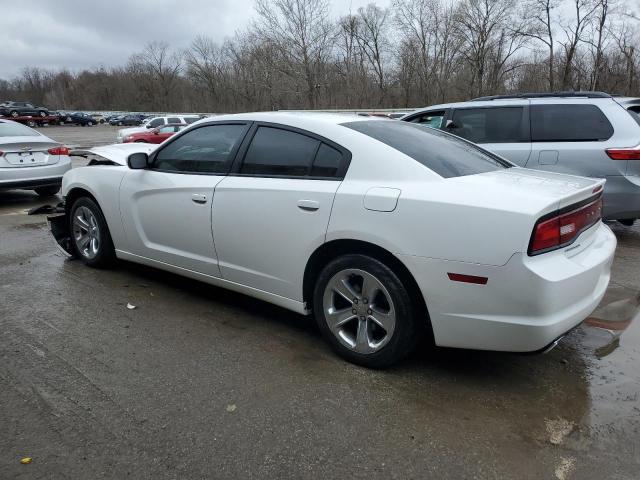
[515,0,559,90]
[128,41,182,110]
[353,4,390,104]
[254,0,333,109]
[558,0,599,89]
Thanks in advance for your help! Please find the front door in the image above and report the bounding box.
[119,122,250,276]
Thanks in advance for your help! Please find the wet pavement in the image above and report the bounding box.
[1,134,639,478]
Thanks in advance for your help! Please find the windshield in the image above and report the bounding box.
[342,120,512,178]
[0,121,40,137]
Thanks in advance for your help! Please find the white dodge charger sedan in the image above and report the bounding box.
[49,112,616,367]
[0,119,71,196]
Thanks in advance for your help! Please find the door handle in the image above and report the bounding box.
[192,193,207,204]
[297,199,320,211]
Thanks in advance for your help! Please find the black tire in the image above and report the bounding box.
[87,121,94,126]
[34,185,60,196]
[134,139,148,143]
[618,219,635,227]
[312,254,423,368]
[69,197,116,268]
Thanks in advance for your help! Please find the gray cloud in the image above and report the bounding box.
[1,0,388,79]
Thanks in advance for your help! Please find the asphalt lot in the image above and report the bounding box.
[1,125,639,479]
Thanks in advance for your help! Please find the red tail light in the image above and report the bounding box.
[606,147,640,160]
[47,146,69,156]
[529,196,603,255]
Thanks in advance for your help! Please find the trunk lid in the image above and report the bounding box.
[0,137,62,167]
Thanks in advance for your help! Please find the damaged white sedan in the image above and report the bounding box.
[48,112,616,367]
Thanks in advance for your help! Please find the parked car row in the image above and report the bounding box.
[116,114,201,142]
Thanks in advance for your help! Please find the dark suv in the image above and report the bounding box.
[0,101,50,118]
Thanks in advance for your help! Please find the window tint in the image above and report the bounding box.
[410,111,445,129]
[148,118,164,128]
[184,116,200,124]
[153,124,247,174]
[167,117,181,124]
[311,143,342,177]
[450,107,524,143]
[531,104,614,141]
[343,120,511,179]
[0,121,39,137]
[240,127,319,176]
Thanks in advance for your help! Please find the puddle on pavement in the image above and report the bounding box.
[579,282,640,436]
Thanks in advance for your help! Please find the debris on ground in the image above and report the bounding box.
[20,457,32,465]
[226,404,237,412]
[126,303,137,310]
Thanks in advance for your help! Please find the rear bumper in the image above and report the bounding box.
[602,175,640,220]
[0,157,71,190]
[399,222,616,352]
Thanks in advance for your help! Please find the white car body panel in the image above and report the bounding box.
[60,112,617,352]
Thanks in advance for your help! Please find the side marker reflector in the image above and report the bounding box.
[447,273,488,285]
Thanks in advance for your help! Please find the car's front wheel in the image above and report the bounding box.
[69,197,116,268]
[313,254,422,368]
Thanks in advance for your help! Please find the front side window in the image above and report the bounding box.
[148,118,164,128]
[531,104,614,141]
[450,107,525,143]
[409,111,446,129]
[343,120,511,179]
[153,124,248,174]
[240,127,320,176]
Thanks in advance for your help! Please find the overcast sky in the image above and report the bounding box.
[0,0,390,79]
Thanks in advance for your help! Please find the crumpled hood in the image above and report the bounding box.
[71,143,155,166]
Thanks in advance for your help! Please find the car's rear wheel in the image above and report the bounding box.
[87,121,94,126]
[34,185,60,196]
[69,197,116,268]
[313,254,422,368]
[134,139,147,143]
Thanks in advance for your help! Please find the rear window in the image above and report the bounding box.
[0,121,39,137]
[531,104,614,141]
[343,120,511,178]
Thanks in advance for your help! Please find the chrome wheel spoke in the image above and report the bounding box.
[360,275,378,302]
[369,307,395,332]
[355,318,373,353]
[331,278,358,304]
[326,307,356,331]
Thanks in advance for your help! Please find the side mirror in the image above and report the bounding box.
[445,119,457,129]
[127,152,149,169]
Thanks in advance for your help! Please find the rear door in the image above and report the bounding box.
[119,122,250,276]
[212,123,350,300]
[445,104,532,166]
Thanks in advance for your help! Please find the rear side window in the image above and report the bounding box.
[0,121,39,137]
[311,143,342,177]
[408,111,446,129]
[450,107,525,143]
[184,116,200,124]
[240,127,319,176]
[167,117,181,124]
[153,124,247,174]
[531,104,613,141]
[343,120,511,179]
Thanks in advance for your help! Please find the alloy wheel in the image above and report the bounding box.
[322,268,396,354]
[72,206,100,259]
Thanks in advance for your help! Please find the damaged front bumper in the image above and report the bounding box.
[28,202,75,257]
